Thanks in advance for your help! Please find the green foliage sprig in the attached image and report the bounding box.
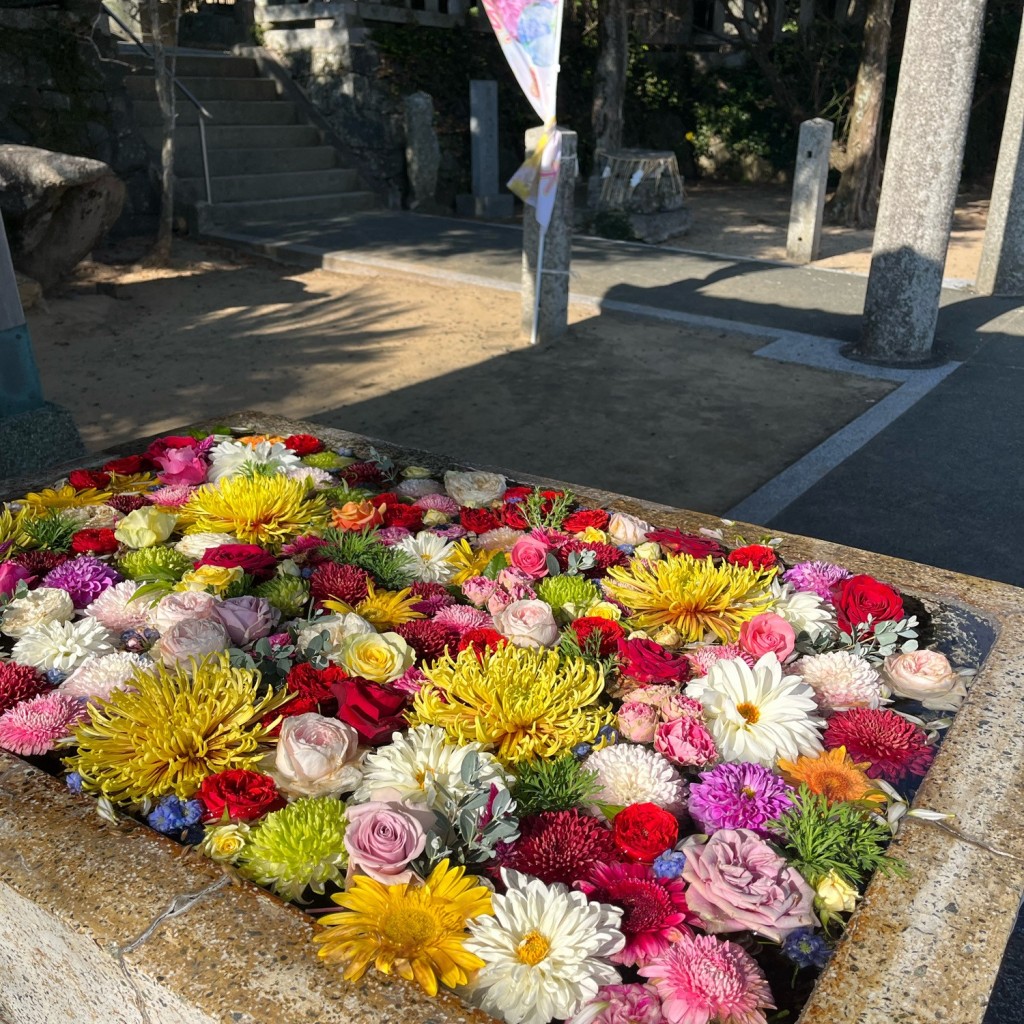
[21,511,76,552]
[512,756,600,818]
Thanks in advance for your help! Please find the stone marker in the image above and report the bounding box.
[859,0,986,363]
[978,12,1024,296]
[455,80,514,219]
[521,127,577,343]
[403,92,443,214]
[786,118,833,264]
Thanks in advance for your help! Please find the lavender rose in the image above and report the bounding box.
[154,616,230,667]
[273,712,362,798]
[681,828,819,942]
[216,596,280,647]
[492,598,560,648]
[344,797,432,885]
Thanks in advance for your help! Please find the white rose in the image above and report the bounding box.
[882,650,967,711]
[492,599,560,648]
[607,512,652,547]
[0,586,75,638]
[444,470,507,508]
[272,713,363,798]
[296,612,375,661]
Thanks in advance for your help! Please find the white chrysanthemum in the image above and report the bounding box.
[585,744,688,815]
[1,586,75,638]
[685,653,825,766]
[395,477,443,499]
[394,532,457,584]
[475,526,523,552]
[83,580,154,633]
[295,611,375,661]
[206,439,301,483]
[59,652,148,702]
[794,651,884,714]
[769,581,835,639]
[284,465,333,488]
[352,723,508,808]
[174,531,240,559]
[11,619,115,673]
[465,869,624,1024]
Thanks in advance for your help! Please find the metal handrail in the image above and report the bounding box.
[101,3,214,204]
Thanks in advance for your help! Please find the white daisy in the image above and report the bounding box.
[1,586,75,638]
[795,651,884,714]
[769,580,835,640]
[394,532,457,584]
[174,531,240,560]
[12,619,115,673]
[59,652,149,702]
[352,723,507,808]
[584,744,688,815]
[686,653,825,766]
[206,439,301,484]
[465,869,624,1024]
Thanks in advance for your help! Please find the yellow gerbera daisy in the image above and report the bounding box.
[445,538,499,585]
[777,746,885,805]
[315,858,492,996]
[20,484,111,511]
[603,552,775,642]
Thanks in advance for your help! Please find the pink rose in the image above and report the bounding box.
[508,535,553,579]
[739,613,796,663]
[492,599,560,648]
[882,650,966,711]
[617,701,660,743]
[0,562,34,598]
[151,590,221,633]
[681,828,819,942]
[216,596,280,646]
[655,717,717,768]
[344,798,432,885]
[155,445,208,486]
[273,712,362,798]
[462,575,499,608]
[154,616,230,667]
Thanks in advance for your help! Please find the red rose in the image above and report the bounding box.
[330,676,409,744]
[70,528,119,556]
[460,507,502,534]
[195,543,278,579]
[727,544,778,571]
[284,433,323,456]
[457,627,508,659]
[196,769,285,822]
[68,469,111,491]
[383,503,424,530]
[503,486,534,503]
[561,508,611,533]
[833,574,904,634]
[103,454,150,475]
[613,803,679,863]
[646,529,725,561]
[617,637,691,684]
[571,616,625,658]
[502,504,530,529]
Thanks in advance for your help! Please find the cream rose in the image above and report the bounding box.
[492,599,560,648]
[200,823,251,863]
[151,591,221,634]
[296,612,375,661]
[174,532,240,559]
[882,650,967,711]
[338,631,415,682]
[0,586,75,638]
[272,713,363,798]
[607,512,653,547]
[443,470,507,508]
[114,507,178,548]
[815,870,858,914]
[154,617,230,667]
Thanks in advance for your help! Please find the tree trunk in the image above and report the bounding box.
[591,0,629,157]
[827,0,895,227]
[149,0,181,262]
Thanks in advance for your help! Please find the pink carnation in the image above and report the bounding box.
[654,716,717,768]
[0,691,88,755]
[686,644,755,677]
[618,701,660,743]
[431,605,493,635]
[570,984,664,1024]
[462,575,499,608]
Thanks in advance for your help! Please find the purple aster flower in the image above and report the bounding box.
[782,927,832,969]
[429,524,468,541]
[688,762,794,836]
[43,556,121,609]
[782,560,852,602]
[377,526,412,545]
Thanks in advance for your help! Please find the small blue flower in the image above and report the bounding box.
[179,799,204,827]
[653,850,687,879]
[44,668,67,685]
[66,772,84,795]
[782,927,832,969]
[572,742,593,758]
[300,567,314,579]
[618,544,636,555]
[335,447,354,457]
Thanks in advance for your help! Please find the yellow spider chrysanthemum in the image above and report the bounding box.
[777,746,885,806]
[0,504,29,551]
[353,581,425,630]
[67,653,286,804]
[19,484,111,511]
[410,645,613,766]
[180,474,328,547]
[445,539,499,586]
[315,858,492,996]
[106,471,158,494]
[603,552,776,643]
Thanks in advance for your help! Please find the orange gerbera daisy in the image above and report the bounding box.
[777,746,885,805]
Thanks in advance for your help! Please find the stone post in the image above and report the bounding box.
[798,0,815,32]
[403,91,443,214]
[859,0,986,363]
[521,127,577,343]
[978,14,1024,296]
[786,118,833,264]
[0,213,43,419]
[455,80,514,219]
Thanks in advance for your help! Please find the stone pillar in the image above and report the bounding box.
[0,213,43,418]
[978,14,1024,296]
[521,128,577,343]
[403,91,443,214]
[859,0,986,363]
[799,0,815,32]
[455,81,514,219]
[786,118,833,264]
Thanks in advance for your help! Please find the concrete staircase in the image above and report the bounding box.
[125,49,376,232]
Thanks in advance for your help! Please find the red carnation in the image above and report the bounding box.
[460,507,502,534]
[70,528,119,556]
[196,769,285,822]
[646,529,725,561]
[557,539,627,577]
[833,575,904,635]
[261,692,322,735]
[395,619,458,662]
[383,503,424,530]
[339,461,386,488]
[0,662,51,715]
[571,616,625,658]
[727,544,778,571]
[330,676,408,744]
[824,708,934,784]
[457,627,508,659]
[106,494,149,515]
[613,803,680,864]
[195,543,277,579]
[102,454,150,475]
[498,810,619,886]
[285,662,347,704]
[68,469,111,491]
[617,637,691,684]
[310,562,371,606]
[284,433,323,456]
[562,508,611,533]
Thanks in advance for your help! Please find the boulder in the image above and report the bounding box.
[0,144,125,291]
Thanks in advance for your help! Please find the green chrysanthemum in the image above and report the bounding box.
[535,574,600,618]
[302,452,356,471]
[237,796,348,902]
[118,546,194,582]
[255,574,310,619]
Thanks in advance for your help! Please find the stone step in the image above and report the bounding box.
[131,99,298,127]
[125,53,260,78]
[180,167,360,203]
[125,75,279,102]
[255,2,347,22]
[202,191,377,229]
[139,124,322,151]
[174,144,339,178]
[262,25,363,51]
